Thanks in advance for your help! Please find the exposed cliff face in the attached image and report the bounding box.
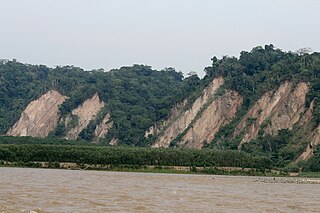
[298,100,314,127]
[312,125,320,147]
[145,100,187,137]
[94,113,113,140]
[234,82,309,144]
[181,91,243,149]
[298,125,320,161]
[7,90,68,138]
[151,77,225,148]
[65,93,105,140]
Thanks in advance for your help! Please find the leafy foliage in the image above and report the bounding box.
[0,137,271,169]
[0,62,190,146]
[203,45,320,167]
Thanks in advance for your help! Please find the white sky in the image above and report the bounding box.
[0,0,320,77]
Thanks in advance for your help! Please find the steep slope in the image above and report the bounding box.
[181,91,242,148]
[64,93,105,140]
[93,113,113,140]
[7,90,68,138]
[150,77,224,148]
[298,125,320,161]
[234,82,309,144]
[144,100,187,137]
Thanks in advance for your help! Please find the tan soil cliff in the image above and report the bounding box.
[65,93,104,140]
[145,100,188,137]
[264,82,309,135]
[298,125,320,161]
[234,82,309,144]
[297,100,315,127]
[181,91,243,149]
[295,100,317,161]
[7,90,68,138]
[151,77,225,148]
[93,113,113,140]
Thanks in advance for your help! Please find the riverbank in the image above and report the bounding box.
[2,163,320,185]
[0,160,285,176]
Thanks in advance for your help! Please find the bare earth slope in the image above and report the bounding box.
[93,113,113,140]
[7,90,68,138]
[181,91,243,148]
[298,125,320,161]
[150,77,224,148]
[234,82,309,144]
[65,93,104,140]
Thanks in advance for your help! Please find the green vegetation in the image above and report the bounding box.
[0,62,196,146]
[204,45,319,168]
[0,143,270,169]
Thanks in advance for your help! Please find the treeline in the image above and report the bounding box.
[0,144,271,169]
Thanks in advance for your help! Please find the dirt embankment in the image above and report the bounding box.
[298,125,320,161]
[151,77,225,148]
[65,93,104,140]
[181,91,243,149]
[234,82,309,144]
[93,113,113,141]
[7,90,68,138]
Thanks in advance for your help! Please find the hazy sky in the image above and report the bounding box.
[1,0,320,77]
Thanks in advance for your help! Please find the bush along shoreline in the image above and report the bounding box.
[0,160,282,176]
[1,136,320,176]
[0,143,274,175]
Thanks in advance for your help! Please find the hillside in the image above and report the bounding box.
[1,45,319,167]
[0,62,193,146]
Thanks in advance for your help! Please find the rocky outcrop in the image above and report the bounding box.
[94,113,113,139]
[234,82,309,144]
[6,90,68,138]
[151,77,225,148]
[181,91,243,148]
[65,93,105,140]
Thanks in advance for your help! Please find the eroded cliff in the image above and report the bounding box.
[150,77,225,148]
[298,125,320,161]
[234,82,309,144]
[181,91,243,148]
[93,113,113,140]
[7,90,68,138]
[64,93,105,140]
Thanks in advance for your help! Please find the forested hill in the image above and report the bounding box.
[0,62,198,146]
[1,44,319,162]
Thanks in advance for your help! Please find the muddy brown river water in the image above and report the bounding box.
[1,167,320,212]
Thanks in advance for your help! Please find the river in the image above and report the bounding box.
[0,167,319,212]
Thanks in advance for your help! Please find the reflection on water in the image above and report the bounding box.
[0,167,319,212]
